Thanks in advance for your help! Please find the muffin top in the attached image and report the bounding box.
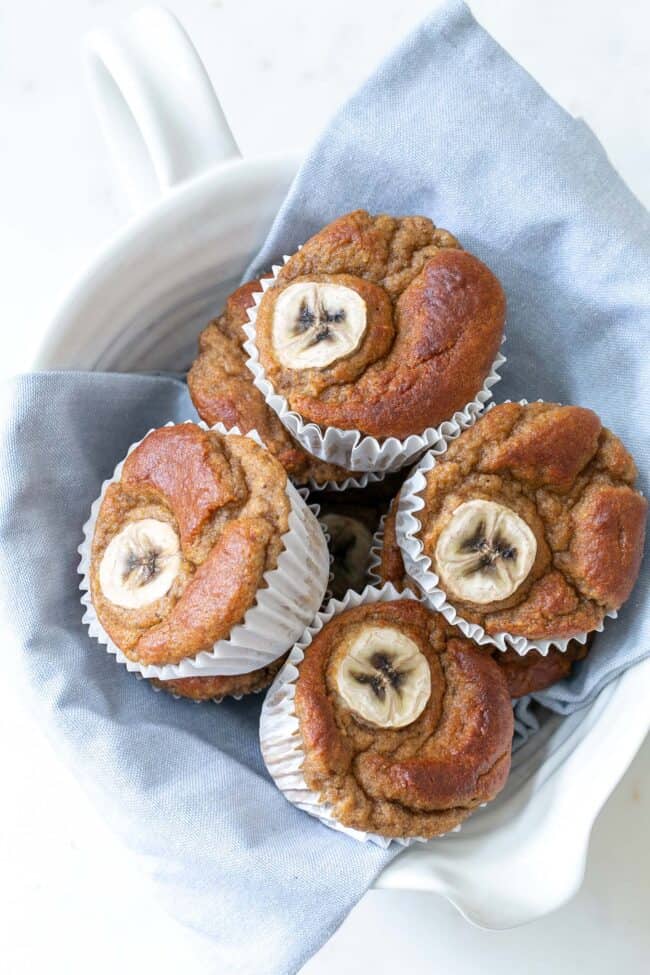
[89,424,290,667]
[253,210,506,438]
[294,599,513,838]
[376,496,589,696]
[188,280,352,487]
[412,402,647,639]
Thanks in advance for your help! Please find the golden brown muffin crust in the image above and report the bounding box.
[187,281,352,486]
[150,654,287,701]
[295,600,513,837]
[89,424,290,666]
[254,210,506,438]
[415,402,647,639]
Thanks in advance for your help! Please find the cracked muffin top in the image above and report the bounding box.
[253,210,506,439]
[188,280,352,486]
[411,402,647,640]
[89,424,290,667]
[376,496,590,697]
[295,599,513,838]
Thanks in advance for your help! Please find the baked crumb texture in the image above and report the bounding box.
[89,424,290,667]
[150,654,287,701]
[417,402,647,640]
[253,210,506,438]
[188,280,353,486]
[378,494,594,698]
[295,600,514,838]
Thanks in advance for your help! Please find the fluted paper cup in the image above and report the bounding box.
[366,511,419,593]
[306,469,385,493]
[243,259,506,473]
[259,582,465,847]
[396,402,618,655]
[78,422,330,681]
[366,513,388,586]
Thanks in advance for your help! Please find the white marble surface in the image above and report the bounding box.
[1,1,649,972]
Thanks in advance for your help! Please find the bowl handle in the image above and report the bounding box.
[84,5,240,211]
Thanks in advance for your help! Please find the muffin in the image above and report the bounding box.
[247,210,505,459]
[321,512,374,600]
[150,655,287,701]
[81,423,329,680]
[261,591,514,840]
[188,280,353,487]
[373,495,591,696]
[399,401,647,645]
[319,481,402,599]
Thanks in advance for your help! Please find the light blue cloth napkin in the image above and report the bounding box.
[2,3,649,973]
[0,373,394,975]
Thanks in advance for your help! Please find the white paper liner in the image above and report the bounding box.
[306,468,384,493]
[366,513,388,586]
[260,582,467,848]
[317,516,335,605]
[78,421,330,680]
[366,512,421,594]
[242,258,506,473]
[395,401,619,655]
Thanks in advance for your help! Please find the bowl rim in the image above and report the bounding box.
[33,150,302,370]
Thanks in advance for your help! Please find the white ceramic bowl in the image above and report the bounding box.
[36,6,650,929]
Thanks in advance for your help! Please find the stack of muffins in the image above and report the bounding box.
[81,210,647,844]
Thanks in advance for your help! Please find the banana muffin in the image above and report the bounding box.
[188,281,352,486]
[405,402,647,641]
[376,495,590,696]
[88,423,293,668]
[319,484,401,600]
[321,512,374,600]
[251,209,506,438]
[291,599,513,838]
[150,655,287,701]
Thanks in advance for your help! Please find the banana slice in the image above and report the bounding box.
[98,518,182,609]
[272,281,367,369]
[335,625,431,728]
[322,513,373,599]
[434,499,536,604]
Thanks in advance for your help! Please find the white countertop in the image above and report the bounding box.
[1,1,648,972]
